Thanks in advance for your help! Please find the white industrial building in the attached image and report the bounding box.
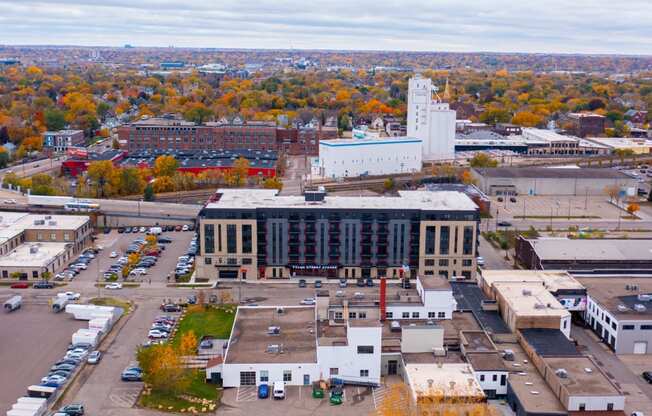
[407,74,456,161]
[316,132,422,179]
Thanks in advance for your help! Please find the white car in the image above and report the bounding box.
[109,251,118,258]
[105,283,123,290]
[300,298,316,305]
[148,329,169,339]
[71,263,87,270]
[476,256,485,266]
[139,227,146,233]
[41,374,67,384]
[130,268,148,276]
[118,257,129,265]
[3,199,16,204]
[182,224,189,231]
[58,292,81,301]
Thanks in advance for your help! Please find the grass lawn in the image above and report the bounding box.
[172,305,236,346]
[89,296,132,312]
[139,370,219,413]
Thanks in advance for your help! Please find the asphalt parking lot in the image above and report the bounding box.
[222,384,376,416]
[0,302,85,413]
[71,229,195,285]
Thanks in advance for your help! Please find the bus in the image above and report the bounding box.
[64,201,100,212]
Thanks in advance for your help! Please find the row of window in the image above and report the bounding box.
[385,311,446,319]
[424,258,474,267]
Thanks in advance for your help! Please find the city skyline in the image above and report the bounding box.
[0,0,651,55]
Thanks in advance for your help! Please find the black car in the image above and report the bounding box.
[298,279,307,288]
[33,281,54,289]
[162,304,182,312]
[497,197,503,202]
[117,227,125,233]
[103,228,111,234]
[510,197,517,203]
[643,371,652,384]
[497,221,512,227]
[356,278,365,287]
[365,278,374,287]
[158,236,172,244]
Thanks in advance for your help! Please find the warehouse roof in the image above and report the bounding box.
[493,282,570,319]
[473,167,630,179]
[481,270,584,292]
[0,242,69,268]
[519,329,581,357]
[575,277,652,319]
[542,356,622,397]
[320,136,421,147]
[527,238,652,262]
[205,189,478,211]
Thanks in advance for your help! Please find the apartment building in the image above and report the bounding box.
[42,130,85,152]
[196,189,480,281]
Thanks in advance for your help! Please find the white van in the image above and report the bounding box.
[273,381,285,399]
[148,227,162,235]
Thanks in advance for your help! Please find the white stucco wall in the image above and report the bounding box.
[473,370,509,396]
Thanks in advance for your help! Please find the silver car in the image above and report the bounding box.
[87,350,102,364]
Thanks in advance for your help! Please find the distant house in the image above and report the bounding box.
[560,113,605,137]
[625,109,648,125]
[42,130,85,152]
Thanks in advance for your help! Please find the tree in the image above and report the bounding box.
[152,176,174,193]
[16,135,43,158]
[183,102,213,124]
[604,184,620,202]
[0,147,9,169]
[41,271,52,281]
[118,167,146,195]
[263,176,283,190]
[137,344,190,395]
[383,177,395,192]
[469,153,498,168]
[112,138,120,150]
[143,183,154,201]
[232,157,250,187]
[458,170,476,185]
[145,234,158,251]
[87,160,117,197]
[44,108,66,131]
[178,330,198,356]
[614,148,634,163]
[511,111,544,127]
[153,155,179,178]
[31,173,55,195]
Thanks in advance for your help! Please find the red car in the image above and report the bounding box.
[10,282,29,289]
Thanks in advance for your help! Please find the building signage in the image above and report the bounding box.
[290,264,338,271]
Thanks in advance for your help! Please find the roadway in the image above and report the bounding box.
[0,157,64,179]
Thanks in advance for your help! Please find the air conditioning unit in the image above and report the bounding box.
[522,289,532,296]
[267,326,280,335]
[617,304,629,312]
[534,303,546,309]
[276,307,284,315]
[266,344,280,353]
[555,369,568,378]
[634,304,647,312]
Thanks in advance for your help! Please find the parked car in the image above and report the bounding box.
[643,371,652,384]
[162,304,182,312]
[109,251,118,258]
[335,290,345,297]
[339,279,347,288]
[58,292,81,300]
[10,282,29,289]
[51,363,76,372]
[87,351,102,364]
[117,227,125,233]
[497,221,512,227]
[148,329,169,339]
[182,224,189,231]
[71,263,87,270]
[300,298,316,305]
[175,225,182,231]
[199,339,214,349]
[158,236,172,244]
[314,280,322,288]
[510,197,517,203]
[298,279,306,288]
[356,278,365,287]
[3,198,17,204]
[476,256,485,266]
[33,281,54,289]
[365,278,374,287]
[258,383,269,399]
[139,227,146,233]
[105,283,123,290]
[121,367,142,381]
[58,403,85,416]
[497,197,504,202]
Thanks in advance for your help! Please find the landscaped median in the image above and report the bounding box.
[137,304,236,413]
[88,296,133,312]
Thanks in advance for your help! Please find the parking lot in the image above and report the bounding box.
[70,229,195,285]
[491,195,622,220]
[222,383,376,416]
[0,302,85,413]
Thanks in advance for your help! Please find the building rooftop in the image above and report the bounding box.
[320,136,422,147]
[575,277,652,319]
[473,167,630,180]
[542,356,621,397]
[451,283,511,334]
[0,242,69,268]
[418,276,452,291]
[224,306,317,364]
[460,330,497,353]
[14,214,89,231]
[493,282,570,319]
[481,270,585,293]
[522,128,580,143]
[526,238,652,262]
[44,129,83,135]
[585,137,652,150]
[466,352,507,372]
[494,340,565,414]
[404,363,485,401]
[205,189,479,212]
[519,329,581,357]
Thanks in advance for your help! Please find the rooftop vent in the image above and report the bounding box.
[503,350,515,361]
[522,289,532,296]
[634,304,647,312]
[266,344,281,353]
[276,307,284,315]
[29,245,39,254]
[617,304,629,312]
[584,368,593,373]
[48,221,57,226]
[267,326,280,335]
[555,369,568,379]
[534,303,546,309]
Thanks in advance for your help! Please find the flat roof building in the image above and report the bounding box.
[516,237,652,273]
[404,363,485,403]
[197,189,480,282]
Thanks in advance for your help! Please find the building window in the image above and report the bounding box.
[260,370,269,383]
[330,368,339,376]
[438,259,449,267]
[204,257,212,265]
[218,224,222,252]
[63,233,70,241]
[500,374,506,385]
[334,312,343,320]
[425,226,435,255]
[359,312,367,319]
[425,259,435,266]
[402,312,410,318]
[360,369,369,378]
[428,312,436,318]
[37,232,43,241]
[611,322,617,330]
[492,374,497,382]
[357,345,374,354]
[412,312,419,318]
[607,403,614,411]
[479,375,485,381]
[463,226,474,255]
[204,224,215,254]
[50,233,56,241]
[349,312,357,319]
[579,404,586,411]
[385,312,393,319]
[242,224,252,253]
[438,312,445,318]
[641,325,652,330]
[622,325,635,330]
[226,224,237,254]
[283,371,292,382]
[439,226,449,255]
[462,259,473,267]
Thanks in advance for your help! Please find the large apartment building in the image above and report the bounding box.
[196,189,480,281]
[117,117,337,155]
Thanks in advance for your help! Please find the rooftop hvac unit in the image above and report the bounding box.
[632,284,639,291]
[637,294,652,302]
[276,307,284,315]
[584,368,593,373]
[503,349,515,361]
[390,321,401,332]
[522,289,532,296]
[266,344,280,353]
[626,284,632,291]
[634,304,647,312]
[267,326,280,335]
[555,369,568,378]
[617,304,629,312]
[534,303,546,309]
[44,215,51,219]
[48,221,57,226]
[29,245,39,254]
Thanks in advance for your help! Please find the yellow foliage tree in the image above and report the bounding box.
[137,344,190,395]
[178,330,198,356]
[153,155,179,177]
[152,176,175,193]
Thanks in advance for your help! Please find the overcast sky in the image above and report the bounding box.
[0,0,651,55]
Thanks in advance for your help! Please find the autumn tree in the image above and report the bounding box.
[30,173,56,195]
[153,176,175,193]
[627,202,640,216]
[458,170,477,185]
[232,157,250,187]
[16,135,43,158]
[44,108,66,131]
[469,153,498,168]
[137,344,190,395]
[0,147,8,169]
[153,155,179,178]
[511,111,544,127]
[87,160,117,197]
[118,167,146,195]
[178,330,198,356]
[183,102,213,124]
[263,176,283,190]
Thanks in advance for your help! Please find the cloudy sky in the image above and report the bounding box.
[0,0,651,55]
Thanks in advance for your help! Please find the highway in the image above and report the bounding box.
[0,157,64,179]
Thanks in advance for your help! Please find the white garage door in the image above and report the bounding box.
[633,341,647,355]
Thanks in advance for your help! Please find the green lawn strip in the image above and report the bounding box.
[172,305,236,347]
[139,370,219,413]
[512,215,601,219]
[88,296,132,311]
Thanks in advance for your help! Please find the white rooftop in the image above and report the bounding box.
[320,135,421,147]
[522,128,579,143]
[0,242,69,268]
[206,189,478,211]
[0,213,88,243]
[404,363,485,400]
